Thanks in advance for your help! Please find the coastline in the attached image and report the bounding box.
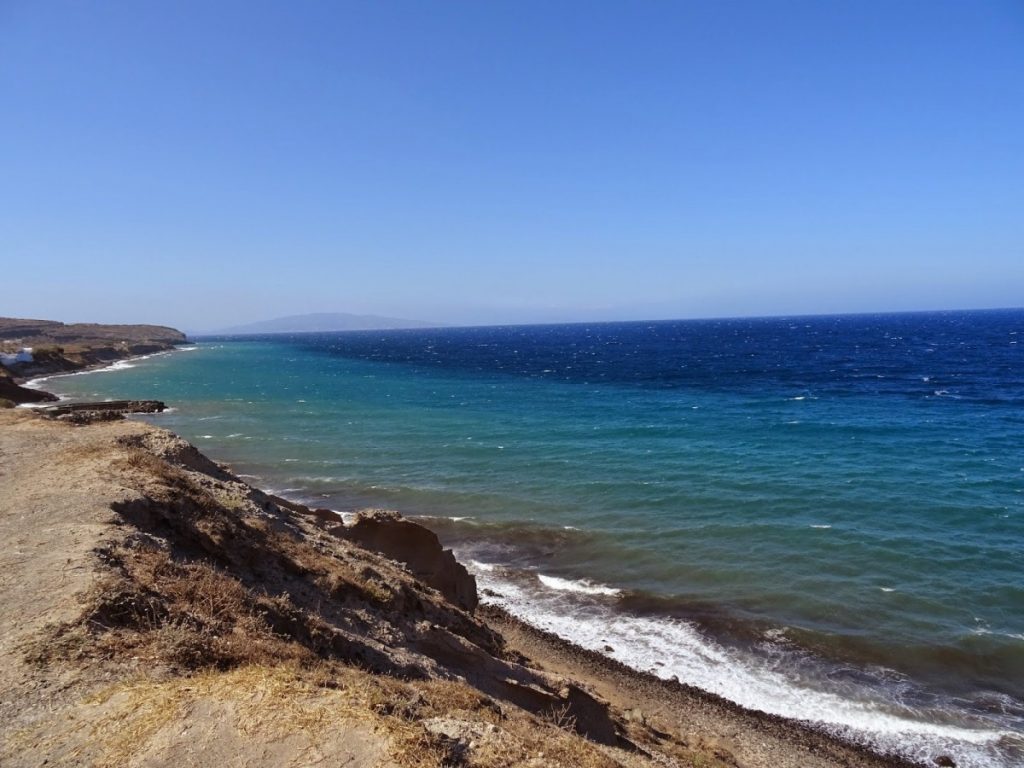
[20,342,1013,767]
[0,406,922,768]
[483,606,919,768]
[0,316,188,405]
[17,346,193,394]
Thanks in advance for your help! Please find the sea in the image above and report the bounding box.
[32,309,1024,767]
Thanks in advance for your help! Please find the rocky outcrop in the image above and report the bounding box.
[330,509,479,613]
[73,419,618,746]
[0,375,57,404]
[35,400,166,423]
[40,400,167,416]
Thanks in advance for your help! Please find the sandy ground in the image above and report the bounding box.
[0,412,141,734]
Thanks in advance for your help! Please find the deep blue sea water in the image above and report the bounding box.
[35,310,1024,767]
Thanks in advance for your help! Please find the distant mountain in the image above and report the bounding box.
[209,312,437,335]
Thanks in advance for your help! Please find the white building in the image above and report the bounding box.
[0,347,34,367]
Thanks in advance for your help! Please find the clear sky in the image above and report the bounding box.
[1,1,1022,330]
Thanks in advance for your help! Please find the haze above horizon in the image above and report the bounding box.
[2,1,1022,329]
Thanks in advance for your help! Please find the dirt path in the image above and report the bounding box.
[0,412,147,735]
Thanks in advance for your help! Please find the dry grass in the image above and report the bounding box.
[79,664,360,767]
[65,440,126,462]
[11,663,378,768]
[30,542,312,674]
[117,447,191,493]
[10,658,633,768]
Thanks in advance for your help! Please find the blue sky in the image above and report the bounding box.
[1,1,1022,329]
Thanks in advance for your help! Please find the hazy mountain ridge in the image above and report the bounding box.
[209,312,437,335]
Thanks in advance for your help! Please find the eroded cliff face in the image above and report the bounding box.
[1,411,707,768]
[332,510,479,613]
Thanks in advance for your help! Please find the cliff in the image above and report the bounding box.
[0,410,914,768]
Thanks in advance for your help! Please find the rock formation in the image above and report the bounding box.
[332,509,479,613]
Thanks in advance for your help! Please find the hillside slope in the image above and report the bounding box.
[0,411,700,767]
[0,410,913,768]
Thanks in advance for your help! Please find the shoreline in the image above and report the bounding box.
[29,347,1014,767]
[0,406,924,768]
[17,345,192,392]
[482,605,920,768]
[218,484,931,766]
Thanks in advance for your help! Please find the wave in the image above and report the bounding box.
[22,346,189,389]
[418,514,475,523]
[467,562,1022,768]
[537,574,621,596]
[24,360,134,388]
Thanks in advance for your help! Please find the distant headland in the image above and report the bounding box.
[0,317,187,405]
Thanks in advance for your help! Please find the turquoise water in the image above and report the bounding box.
[35,313,1024,767]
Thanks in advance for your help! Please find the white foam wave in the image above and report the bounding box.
[21,346,187,389]
[810,524,833,529]
[537,574,621,596]
[472,569,1017,768]
[16,398,68,409]
[23,360,134,389]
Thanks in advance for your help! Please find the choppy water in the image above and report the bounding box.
[36,310,1024,767]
